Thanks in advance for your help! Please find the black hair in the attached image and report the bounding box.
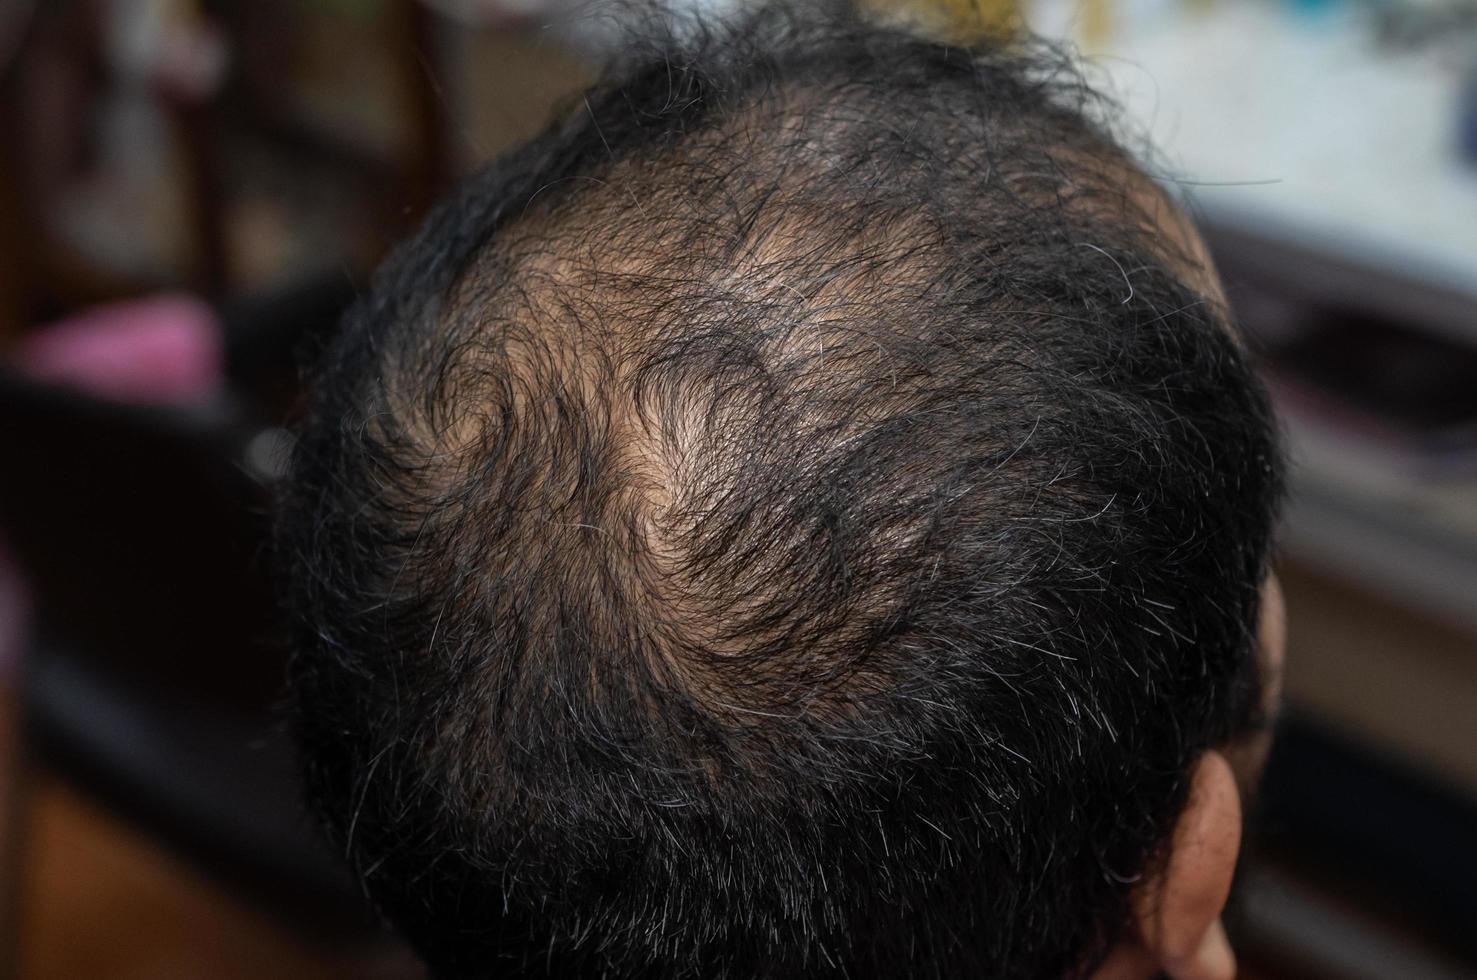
[275,7,1284,979]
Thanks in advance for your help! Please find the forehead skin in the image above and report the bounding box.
[1049,133,1231,318]
[1128,174,1230,310]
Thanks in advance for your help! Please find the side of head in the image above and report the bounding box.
[275,10,1283,979]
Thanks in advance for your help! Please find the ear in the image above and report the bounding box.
[1092,750,1242,980]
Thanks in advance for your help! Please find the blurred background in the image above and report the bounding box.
[0,0,1474,977]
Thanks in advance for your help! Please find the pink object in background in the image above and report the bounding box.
[11,293,224,405]
[0,293,225,677]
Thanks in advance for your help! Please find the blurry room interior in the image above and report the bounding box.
[1,1,1475,978]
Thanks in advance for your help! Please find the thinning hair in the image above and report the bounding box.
[276,7,1283,979]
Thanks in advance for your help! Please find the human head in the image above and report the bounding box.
[275,7,1284,979]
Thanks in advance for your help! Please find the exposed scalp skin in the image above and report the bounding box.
[275,7,1284,979]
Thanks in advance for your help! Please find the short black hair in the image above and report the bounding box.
[275,8,1283,979]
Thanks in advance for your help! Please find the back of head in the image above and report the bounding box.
[276,7,1283,978]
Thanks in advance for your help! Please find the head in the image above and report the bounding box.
[275,8,1284,980]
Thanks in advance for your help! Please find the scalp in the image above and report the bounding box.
[276,11,1283,978]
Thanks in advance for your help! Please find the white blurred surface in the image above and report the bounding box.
[1085,2,1477,302]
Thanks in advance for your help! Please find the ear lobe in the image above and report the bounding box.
[1134,750,1243,980]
